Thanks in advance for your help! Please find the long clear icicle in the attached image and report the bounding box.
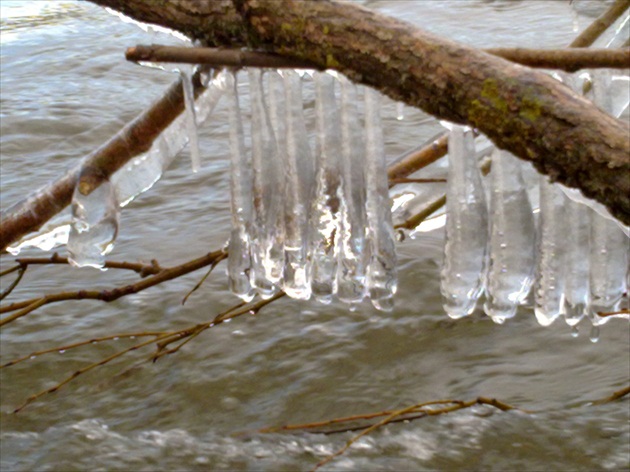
[67,174,120,269]
[225,71,255,302]
[364,87,397,311]
[180,69,202,173]
[440,125,488,318]
[484,149,535,324]
[337,76,368,304]
[248,68,284,298]
[309,72,342,304]
[589,211,628,325]
[534,176,566,326]
[588,69,630,325]
[282,70,312,299]
[563,198,590,326]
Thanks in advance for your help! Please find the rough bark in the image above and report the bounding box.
[91,0,630,225]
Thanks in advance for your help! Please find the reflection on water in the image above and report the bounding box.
[0,1,628,471]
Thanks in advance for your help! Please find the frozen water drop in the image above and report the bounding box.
[68,174,120,270]
[589,325,600,343]
[570,325,579,338]
[30,355,36,360]
[59,350,66,354]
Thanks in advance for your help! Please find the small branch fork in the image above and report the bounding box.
[0,250,226,327]
[255,388,629,472]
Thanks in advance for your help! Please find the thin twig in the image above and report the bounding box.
[597,309,629,318]
[0,250,226,325]
[310,397,518,471]
[570,0,630,48]
[126,44,323,70]
[0,331,167,369]
[388,178,446,184]
[591,385,630,405]
[182,251,227,305]
[128,44,630,72]
[12,332,175,413]
[13,253,163,277]
[0,266,25,301]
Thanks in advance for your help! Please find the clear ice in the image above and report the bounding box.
[440,125,488,319]
[225,71,255,302]
[534,176,566,326]
[484,149,535,324]
[281,70,313,300]
[308,72,342,304]
[247,69,285,298]
[587,68,630,325]
[67,174,120,269]
[364,87,398,312]
[588,210,628,325]
[112,71,224,207]
[336,76,368,304]
[562,197,590,326]
[180,69,202,173]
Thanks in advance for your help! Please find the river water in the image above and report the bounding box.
[1,1,629,471]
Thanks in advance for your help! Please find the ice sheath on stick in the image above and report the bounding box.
[484,149,535,324]
[336,76,368,304]
[440,125,487,319]
[281,70,313,300]
[364,87,397,312]
[112,71,224,208]
[534,176,566,327]
[67,172,120,269]
[247,68,285,299]
[309,72,342,304]
[225,71,255,302]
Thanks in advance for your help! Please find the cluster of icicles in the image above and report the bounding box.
[442,70,629,338]
[59,66,628,327]
[222,69,397,310]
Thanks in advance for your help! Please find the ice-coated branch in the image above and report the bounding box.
[0,72,209,252]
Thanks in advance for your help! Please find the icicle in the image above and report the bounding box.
[224,71,255,302]
[534,177,566,326]
[396,102,405,121]
[248,68,285,298]
[180,69,201,173]
[112,71,225,207]
[588,211,628,325]
[281,70,312,300]
[440,125,488,319]
[563,199,590,326]
[308,71,342,304]
[67,171,120,269]
[336,76,368,304]
[483,149,535,324]
[586,68,630,326]
[364,87,397,312]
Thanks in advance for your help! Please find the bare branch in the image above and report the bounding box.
[128,44,630,72]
